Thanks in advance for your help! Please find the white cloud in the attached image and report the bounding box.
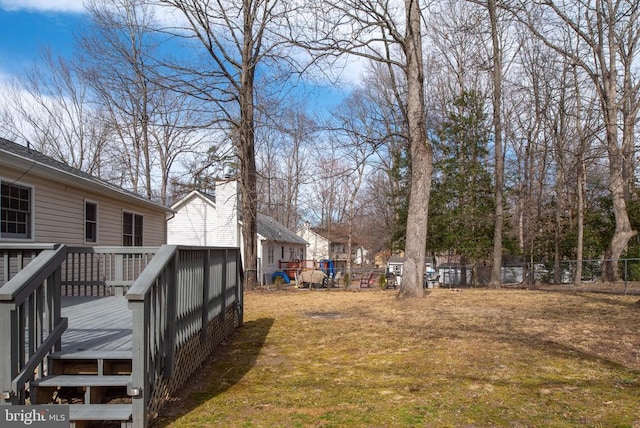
[0,0,86,13]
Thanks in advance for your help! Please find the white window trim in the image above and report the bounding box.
[122,210,144,246]
[0,178,35,242]
[84,199,98,244]
[267,243,274,266]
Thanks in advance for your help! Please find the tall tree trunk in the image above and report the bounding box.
[239,0,259,288]
[488,0,504,288]
[574,159,585,285]
[602,70,636,280]
[573,65,585,286]
[399,0,432,298]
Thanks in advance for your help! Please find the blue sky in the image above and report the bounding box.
[0,1,354,115]
[0,1,86,76]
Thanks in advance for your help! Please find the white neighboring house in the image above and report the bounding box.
[252,213,308,285]
[167,180,307,285]
[167,180,239,247]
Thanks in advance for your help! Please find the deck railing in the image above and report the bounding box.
[63,246,158,296]
[0,243,60,287]
[0,243,243,427]
[0,244,159,405]
[0,244,68,404]
[126,245,243,427]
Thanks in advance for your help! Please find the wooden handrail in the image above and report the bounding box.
[126,245,243,427]
[0,246,67,305]
[0,245,67,404]
[0,243,59,250]
[12,317,68,393]
[126,245,178,301]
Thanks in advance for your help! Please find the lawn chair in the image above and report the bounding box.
[360,272,375,288]
[323,271,342,288]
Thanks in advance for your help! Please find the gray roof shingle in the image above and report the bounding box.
[0,137,170,211]
[257,213,307,245]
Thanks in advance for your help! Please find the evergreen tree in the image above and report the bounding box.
[428,90,495,284]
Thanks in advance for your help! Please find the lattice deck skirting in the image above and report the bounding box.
[147,304,240,419]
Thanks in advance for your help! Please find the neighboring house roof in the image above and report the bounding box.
[170,189,217,211]
[172,189,307,246]
[309,226,352,245]
[0,137,172,213]
[257,213,307,245]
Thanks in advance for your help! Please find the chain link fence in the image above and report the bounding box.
[436,258,640,295]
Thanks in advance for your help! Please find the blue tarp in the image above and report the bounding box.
[272,271,291,284]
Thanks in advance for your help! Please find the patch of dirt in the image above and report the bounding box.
[305,311,345,320]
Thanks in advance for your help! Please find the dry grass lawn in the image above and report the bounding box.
[154,286,640,427]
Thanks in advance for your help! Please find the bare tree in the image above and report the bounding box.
[329,86,388,283]
[256,102,316,230]
[158,0,299,286]
[79,0,159,197]
[298,0,432,297]
[0,49,110,176]
[486,0,506,287]
[80,0,216,205]
[509,0,640,281]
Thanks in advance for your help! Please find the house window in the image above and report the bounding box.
[85,201,97,243]
[267,244,274,266]
[1,181,32,239]
[123,212,143,246]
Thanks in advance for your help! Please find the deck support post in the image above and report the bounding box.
[130,294,149,428]
[0,306,17,404]
[163,253,177,378]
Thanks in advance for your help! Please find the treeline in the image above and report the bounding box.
[1,0,639,288]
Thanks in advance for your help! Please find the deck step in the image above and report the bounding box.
[32,375,131,388]
[48,350,132,375]
[69,403,132,421]
[49,350,132,360]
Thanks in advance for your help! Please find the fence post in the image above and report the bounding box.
[236,249,244,326]
[624,259,628,295]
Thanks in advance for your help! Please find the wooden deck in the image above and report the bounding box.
[61,296,132,352]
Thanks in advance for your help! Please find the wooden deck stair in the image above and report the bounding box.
[31,350,133,427]
[2,245,244,427]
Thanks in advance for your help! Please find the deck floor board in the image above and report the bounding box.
[61,296,132,352]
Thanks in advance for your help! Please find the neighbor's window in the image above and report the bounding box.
[267,244,274,265]
[85,201,97,243]
[1,181,32,239]
[123,211,143,246]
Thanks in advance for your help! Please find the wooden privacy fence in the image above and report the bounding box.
[126,245,243,427]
